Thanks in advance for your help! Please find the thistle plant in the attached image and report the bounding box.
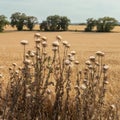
[0,34,119,120]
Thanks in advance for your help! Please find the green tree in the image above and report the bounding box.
[40,15,70,31]
[60,16,70,31]
[85,18,96,32]
[40,21,49,31]
[10,12,27,31]
[0,15,9,32]
[96,17,117,32]
[47,15,60,31]
[25,16,38,31]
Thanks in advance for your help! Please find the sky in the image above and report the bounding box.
[0,0,120,23]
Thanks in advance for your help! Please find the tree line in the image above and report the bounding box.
[0,12,119,32]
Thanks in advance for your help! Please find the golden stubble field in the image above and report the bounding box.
[0,25,120,105]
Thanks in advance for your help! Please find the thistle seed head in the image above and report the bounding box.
[65,59,71,65]
[69,56,75,61]
[35,38,41,43]
[12,63,17,67]
[41,36,47,41]
[96,51,105,56]
[110,104,116,110]
[52,47,58,51]
[52,41,59,47]
[34,33,40,38]
[71,50,76,55]
[81,84,87,90]
[74,85,79,90]
[103,65,109,71]
[85,60,91,65]
[56,35,62,41]
[20,40,28,45]
[66,44,71,48]
[74,60,79,65]
[42,41,47,47]
[63,41,68,46]
[89,56,95,62]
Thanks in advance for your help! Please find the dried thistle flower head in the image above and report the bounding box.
[25,53,29,58]
[35,38,41,43]
[96,51,105,56]
[110,104,116,110]
[104,80,109,84]
[43,51,47,55]
[69,56,75,62]
[71,50,76,55]
[74,85,79,90]
[103,65,109,71]
[9,67,12,71]
[41,36,47,41]
[63,41,68,46]
[52,47,58,51]
[85,60,91,65]
[89,56,95,62]
[52,41,59,47]
[20,40,28,45]
[81,84,87,90]
[95,61,100,66]
[12,63,17,67]
[88,65,93,69]
[74,60,79,65]
[56,35,62,41]
[65,59,71,65]
[34,33,40,38]
[67,53,72,58]
[42,41,47,47]
[24,59,31,65]
[30,52,35,57]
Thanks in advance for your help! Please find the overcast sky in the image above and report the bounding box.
[0,0,120,23]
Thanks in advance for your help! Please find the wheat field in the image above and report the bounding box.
[0,25,120,114]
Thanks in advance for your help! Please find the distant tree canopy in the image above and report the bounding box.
[10,12,27,31]
[0,15,9,32]
[85,17,118,32]
[96,17,117,32]
[25,16,38,31]
[85,18,96,32]
[40,15,70,31]
[10,12,38,31]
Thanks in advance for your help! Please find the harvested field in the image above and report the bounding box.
[0,25,120,118]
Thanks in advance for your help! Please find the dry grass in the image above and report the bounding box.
[0,25,120,119]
